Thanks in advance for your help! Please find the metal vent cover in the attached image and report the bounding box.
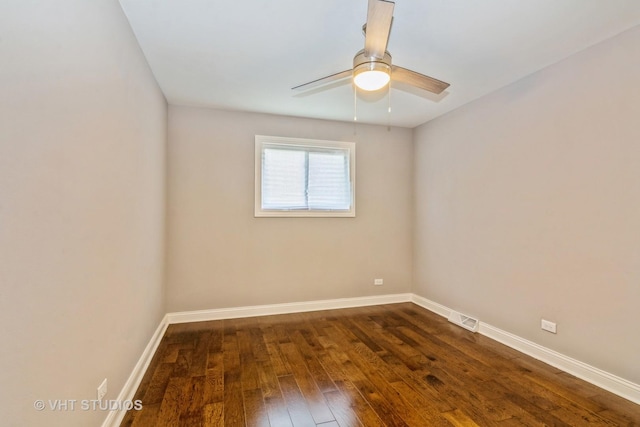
[447,310,479,333]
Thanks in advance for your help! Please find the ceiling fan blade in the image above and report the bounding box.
[364,0,395,59]
[391,66,450,94]
[292,69,352,92]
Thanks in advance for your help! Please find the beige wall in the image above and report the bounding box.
[0,1,167,426]
[166,106,413,312]
[414,26,640,383]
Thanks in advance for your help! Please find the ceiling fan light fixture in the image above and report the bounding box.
[353,62,390,91]
[292,1,450,100]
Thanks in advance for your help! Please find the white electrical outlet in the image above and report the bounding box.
[541,319,557,334]
[97,378,108,401]
[374,278,383,286]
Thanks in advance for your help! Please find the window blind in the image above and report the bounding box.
[261,144,351,211]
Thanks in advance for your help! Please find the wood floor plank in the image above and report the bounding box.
[336,379,388,427]
[142,362,175,405]
[202,402,224,426]
[121,303,640,427]
[189,331,211,377]
[315,341,386,427]
[223,326,246,427]
[289,329,338,394]
[263,325,293,377]
[203,353,224,404]
[172,348,193,378]
[128,403,160,427]
[388,380,456,426]
[524,369,606,414]
[441,408,481,427]
[249,326,270,363]
[378,351,456,414]
[591,390,640,425]
[323,389,365,427]
[208,325,224,355]
[181,375,206,420]
[550,402,617,426]
[279,341,336,424]
[155,377,190,427]
[237,329,260,392]
[242,388,270,427]
[322,340,410,427]
[278,374,318,427]
[256,360,294,427]
[497,390,572,426]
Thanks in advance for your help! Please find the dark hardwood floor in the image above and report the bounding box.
[121,303,640,426]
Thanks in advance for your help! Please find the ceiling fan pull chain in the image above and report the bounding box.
[387,81,391,131]
[353,85,358,135]
[354,85,358,122]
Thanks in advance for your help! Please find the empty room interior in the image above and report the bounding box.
[2,1,640,426]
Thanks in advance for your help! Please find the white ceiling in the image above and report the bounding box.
[119,0,640,128]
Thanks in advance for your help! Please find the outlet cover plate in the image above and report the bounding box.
[541,319,557,334]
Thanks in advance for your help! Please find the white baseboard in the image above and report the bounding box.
[106,292,639,426]
[102,314,169,427]
[166,293,413,324]
[410,294,451,317]
[411,294,640,405]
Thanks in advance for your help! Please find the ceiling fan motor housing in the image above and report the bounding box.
[353,49,392,71]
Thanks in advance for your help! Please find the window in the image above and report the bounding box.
[255,135,355,217]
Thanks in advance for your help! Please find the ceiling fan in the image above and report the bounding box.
[292,0,450,95]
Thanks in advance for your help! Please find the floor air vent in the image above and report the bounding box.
[447,310,479,333]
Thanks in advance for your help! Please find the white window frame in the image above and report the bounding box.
[255,135,356,217]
